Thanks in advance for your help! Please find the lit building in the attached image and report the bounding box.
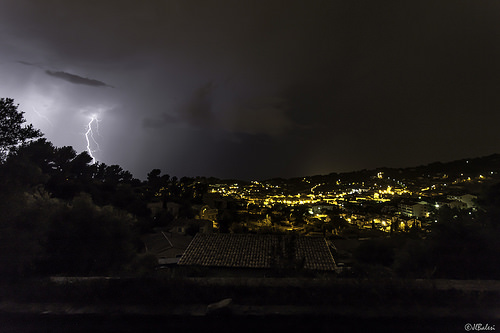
[447,194,477,209]
[399,201,429,218]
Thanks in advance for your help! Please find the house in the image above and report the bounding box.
[177,233,336,276]
[147,201,163,217]
[458,194,477,208]
[147,201,182,218]
[310,204,335,215]
[447,194,477,209]
[166,202,182,218]
[437,199,467,210]
[142,219,212,266]
[169,218,213,235]
[203,192,228,210]
[193,204,218,222]
[399,201,429,218]
[141,231,194,265]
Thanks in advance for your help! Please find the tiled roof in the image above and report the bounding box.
[178,234,336,271]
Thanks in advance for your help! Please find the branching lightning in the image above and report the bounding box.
[85,114,101,164]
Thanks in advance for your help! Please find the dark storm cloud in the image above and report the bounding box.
[141,83,214,130]
[45,70,112,88]
[182,82,215,129]
[16,60,113,88]
[227,96,294,136]
[142,113,179,129]
[2,0,500,179]
[142,82,295,137]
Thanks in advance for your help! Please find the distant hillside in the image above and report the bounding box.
[265,154,500,188]
[372,154,500,180]
[207,154,500,187]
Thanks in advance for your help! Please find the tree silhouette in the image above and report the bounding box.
[0,98,42,159]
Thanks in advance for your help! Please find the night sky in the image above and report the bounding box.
[1,1,499,180]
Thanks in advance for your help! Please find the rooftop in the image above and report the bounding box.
[178,233,336,271]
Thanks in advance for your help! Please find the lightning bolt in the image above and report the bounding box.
[85,115,100,164]
[32,106,53,127]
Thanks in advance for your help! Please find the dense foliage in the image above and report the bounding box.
[0,98,210,279]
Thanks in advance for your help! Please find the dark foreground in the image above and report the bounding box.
[2,313,491,333]
[1,277,498,332]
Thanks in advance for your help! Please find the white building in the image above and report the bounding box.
[399,201,429,218]
[447,194,477,209]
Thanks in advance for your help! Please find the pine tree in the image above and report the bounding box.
[0,98,43,159]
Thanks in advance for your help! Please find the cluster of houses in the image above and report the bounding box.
[142,200,337,276]
[398,193,477,218]
[141,190,477,276]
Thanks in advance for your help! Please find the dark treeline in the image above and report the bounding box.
[0,98,209,279]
